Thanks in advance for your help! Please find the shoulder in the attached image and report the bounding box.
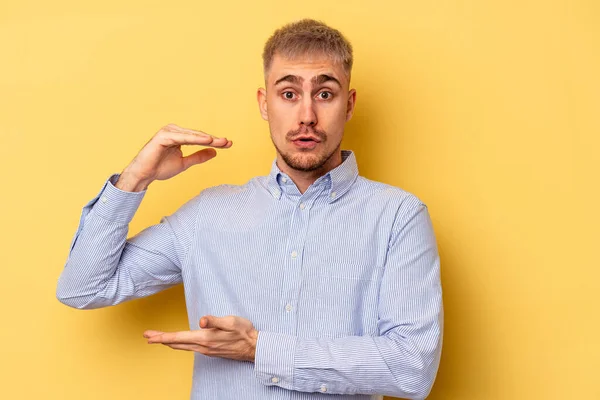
[352,175,426,210]
[351,178,434,248]
[353,176,430,235]
[195,176,265,204]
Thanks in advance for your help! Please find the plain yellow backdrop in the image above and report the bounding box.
[1,0,598,399]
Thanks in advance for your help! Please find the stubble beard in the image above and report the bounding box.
[271,126,341,172]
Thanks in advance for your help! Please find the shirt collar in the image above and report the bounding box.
[267,150,359,202]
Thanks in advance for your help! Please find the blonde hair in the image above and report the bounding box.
[262,19,353,80]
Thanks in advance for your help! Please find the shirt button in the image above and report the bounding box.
[299,203,305,210]
[330,192,337,199]
[273,189,280,198]
[320,385,327,393]
[100,196,108,203]
[281,177,287,183]
[271,377,280,383]
[285,303,292,312]
[291,250,298,259]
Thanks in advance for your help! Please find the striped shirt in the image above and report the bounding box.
[57,150,443,399]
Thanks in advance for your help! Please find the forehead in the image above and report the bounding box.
[268,53,348,87]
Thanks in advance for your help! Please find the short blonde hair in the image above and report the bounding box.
[262,19,353,80]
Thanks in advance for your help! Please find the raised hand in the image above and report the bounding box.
[143,315,258,362]
[116,123,233,192]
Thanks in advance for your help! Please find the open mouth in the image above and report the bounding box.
[293,135,321,142]
[292,137,320,149]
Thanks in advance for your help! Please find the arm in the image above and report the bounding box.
[254,202,444,398]
[56,173,199,309]
[56,123,233,309]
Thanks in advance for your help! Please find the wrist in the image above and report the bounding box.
[115,170,153,192]
[248,329,259,362]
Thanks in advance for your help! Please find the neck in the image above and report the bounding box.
[276,150,343,194]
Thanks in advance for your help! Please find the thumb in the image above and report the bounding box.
[199,315,216,329]
[200,315,235,331]
[182,148,217,170]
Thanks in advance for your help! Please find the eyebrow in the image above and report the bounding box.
[311,74,341,88]
[274,75,303,86]
[274,74,342,88]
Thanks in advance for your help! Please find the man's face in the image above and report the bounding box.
[257,53,356,173]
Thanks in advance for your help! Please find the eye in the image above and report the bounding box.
[282,91,296,100]
[318,91,333,100]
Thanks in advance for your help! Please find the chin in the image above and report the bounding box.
[283,151,329,172]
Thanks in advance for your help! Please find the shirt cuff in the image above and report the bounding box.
[254,331,296,390]
[90,173,146,224]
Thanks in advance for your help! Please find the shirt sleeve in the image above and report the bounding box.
[254,202,444,399]
[56,174,201,309]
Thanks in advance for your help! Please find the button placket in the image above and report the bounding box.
[280,186,325,333]
[280,192,319,331]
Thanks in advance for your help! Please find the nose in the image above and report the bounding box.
[299,97,317,126]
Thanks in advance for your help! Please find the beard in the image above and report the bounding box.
[271,125,340,172]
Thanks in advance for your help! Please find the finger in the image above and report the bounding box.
[157,131,231,148]
[143,330,165,339]
[182,148,217,170]
[200,315,236,331]
[163,343,207,352]
[147,330,202,344]
[164,125,232,148]
[164,124,222,141]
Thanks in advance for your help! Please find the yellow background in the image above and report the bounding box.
[1,0,598,399]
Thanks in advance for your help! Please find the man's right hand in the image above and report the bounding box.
[115,124,233,192]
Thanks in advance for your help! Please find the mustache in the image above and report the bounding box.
[287,126,327,141]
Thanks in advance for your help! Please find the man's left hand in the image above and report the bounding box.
[143,315,258,362]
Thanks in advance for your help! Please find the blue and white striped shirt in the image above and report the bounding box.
[57,150,443,399]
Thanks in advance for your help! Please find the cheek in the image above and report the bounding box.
[267,108,290,138]
[267,111,284,129]
[268,102,296,127]
[317,103,347,129]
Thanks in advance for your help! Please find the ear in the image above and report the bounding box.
[345,89,357,122]
[257,88,268,121]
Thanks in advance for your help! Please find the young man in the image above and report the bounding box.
[57,19,443,400]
